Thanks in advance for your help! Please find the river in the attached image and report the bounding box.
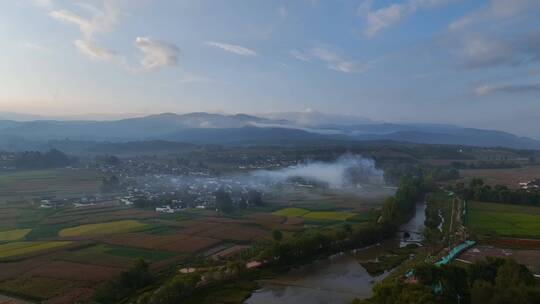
[245,202,426,304]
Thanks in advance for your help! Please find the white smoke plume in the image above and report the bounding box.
[251,154,384,189]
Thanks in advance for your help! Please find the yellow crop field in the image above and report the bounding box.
[302,211,356,221]
[58,220,147,237]
[0,228,31,241]
[0,241,72,259]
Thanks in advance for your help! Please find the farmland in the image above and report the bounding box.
[459,165,540,188]
[0,169,103,202]
[0,241,72,259]
[58,220,148,237]
[273,207,358,221]
[467,201,540,238]
[0,229,31,241]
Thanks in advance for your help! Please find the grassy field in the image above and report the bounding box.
[303,211,357,221]
[273,207,357,221]
[272,208,310,217]
[468,201,540,238]
[0,169,102,202]
[0,241,72,259]
[58,220,147,237]
[0,228,31,241]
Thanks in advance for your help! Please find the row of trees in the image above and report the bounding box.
[12,149,73,169]
[214,188,263,213]
[356,257,540,304]
[382,163,459,186]
[452,178,540,206]
[379,176,426,226]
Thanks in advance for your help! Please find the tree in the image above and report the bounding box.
[272,229,283,242]
[248,190,263,206]
[94,259,154,304]
[343,223,353,235]
[214,188,234,213]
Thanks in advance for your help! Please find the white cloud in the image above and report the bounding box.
[49,0,119,62]
[290,50,311,62]
[475,82,540,96]
[360,0,456,37]
[449,0,540,31]
[46,1,179,71]
[74,39,116,62]
[135,37,181,70]
[205,41,257,56]
[20,41,49,52]
[290,47,370,73]
[443,0,540,69]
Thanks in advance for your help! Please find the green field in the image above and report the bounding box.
[303,211,357,221]
[0,228,31,241]
[468,201,540,238]
[273,207,357,221]
[272,208,310,217]
[0,241,72,259]
[59,220,147,237]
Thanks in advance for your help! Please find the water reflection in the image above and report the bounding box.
[246,202,426,304]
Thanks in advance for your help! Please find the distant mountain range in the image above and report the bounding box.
[0,112,539,150]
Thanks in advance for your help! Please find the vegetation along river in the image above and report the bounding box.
[245,202,427,304]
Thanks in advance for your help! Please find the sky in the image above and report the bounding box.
[1,0,540,138]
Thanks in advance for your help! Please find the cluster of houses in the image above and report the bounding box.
[518,179,540,190]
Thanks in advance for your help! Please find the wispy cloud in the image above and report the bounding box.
[290,50,311,62]
[47,1,180,71]
[20,41,49,53]
[205,41,257,56]
[290,47,370,73]
[443,0,540,69]
[359,0,457,37]
[135,37,181,70]
[475,82,540,96]
[49,0,119,62]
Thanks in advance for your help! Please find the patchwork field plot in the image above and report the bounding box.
[0,228,31,241]
[303,211,357,221]
[58,220,147,237]
[0,241,72,259]
[196,224,269,242]
[272,207,357,221]
[0,169,102,201]
[26,260,122,282]
[467,201,540,238]
[0,276,79,300]
[272,208,310,217]
[459,165,540,188]
[100,233,221,254]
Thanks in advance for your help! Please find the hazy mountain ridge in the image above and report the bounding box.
[0,112,539,150]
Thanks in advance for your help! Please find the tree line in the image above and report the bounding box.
[11,149,73,169]
[355,257,540,304]
[452,178,540,206]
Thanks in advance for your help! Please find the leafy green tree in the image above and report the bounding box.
[214,188,234,213]
[272,229,283,242]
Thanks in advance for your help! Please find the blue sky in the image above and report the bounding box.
[1,0,540,137]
